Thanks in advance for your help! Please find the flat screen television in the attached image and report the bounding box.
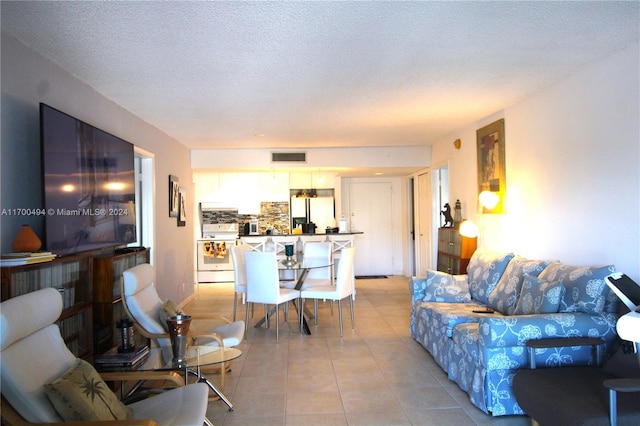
[40,103,136,256]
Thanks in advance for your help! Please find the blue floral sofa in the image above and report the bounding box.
[409,247,620,416]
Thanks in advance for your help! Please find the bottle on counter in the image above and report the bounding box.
[339,215,348,233]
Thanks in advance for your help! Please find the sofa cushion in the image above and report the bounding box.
[513,274,564,315]
[44,359,131,422]
[425,301,503,338]
[487,256,551,314]
[538,262,616,314]
[424,270,471,303]
[467,247,515,305]
[452,322,480,360]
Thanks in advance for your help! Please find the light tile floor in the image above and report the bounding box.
[185,276,531,426]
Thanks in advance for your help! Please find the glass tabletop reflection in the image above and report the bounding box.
[99,345,242,373]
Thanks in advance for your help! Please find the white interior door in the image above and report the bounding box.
[416,171,432,275]
[348,181,393,276]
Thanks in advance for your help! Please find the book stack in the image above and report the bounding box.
[0,252,56,267]
[94,344,150,369]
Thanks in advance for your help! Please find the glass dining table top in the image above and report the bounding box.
[277,258,333,270]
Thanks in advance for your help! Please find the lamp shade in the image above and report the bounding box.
[479,191,499,210]
[459,220,479,238]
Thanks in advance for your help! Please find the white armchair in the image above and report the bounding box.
[121,263,244,391]
[0,288,210,425]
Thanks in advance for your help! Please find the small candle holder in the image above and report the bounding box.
[282,244,297,267]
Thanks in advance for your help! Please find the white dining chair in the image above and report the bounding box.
[302,241,333,284]
[291,241,334,323]
[300,246,356,337]
[242,236,268,252]
[245,251,301,342]
[230,244,252,322]
[280,241,332,291]
[273,236,300,258]
[328,234,356,299]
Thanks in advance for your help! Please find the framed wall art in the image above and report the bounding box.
[476,119,506,213]
[177,187,186,227]
[169,175,179,217]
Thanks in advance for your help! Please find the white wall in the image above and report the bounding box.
[1,33,196,302]
[191,146,431,170]
[431,43,640,282]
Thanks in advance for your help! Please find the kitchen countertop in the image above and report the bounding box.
[239,232,363,237]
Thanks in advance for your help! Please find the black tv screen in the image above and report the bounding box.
[40,103,136,256]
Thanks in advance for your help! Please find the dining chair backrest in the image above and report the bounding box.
[244,236,268,252]
[303,241,332,280]
[245,251,281,304]
[230,244,251,290]
[273,236,299,257]
[334,246,356,299]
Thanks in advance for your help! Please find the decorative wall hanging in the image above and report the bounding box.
[177,187,186,227]
[169,175,179,217]
[476,119,506,213]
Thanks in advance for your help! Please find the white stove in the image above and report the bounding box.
[197,221,239,283]
[202,223,239,239]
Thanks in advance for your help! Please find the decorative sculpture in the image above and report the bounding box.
[441,203,454,228]
[454,199,462,228]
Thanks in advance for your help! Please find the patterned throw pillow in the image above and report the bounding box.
[487,256,551,314]
[423,270,471,303]
[513,274,564,315]
[158,299,185,332]
[538,262,616,314]
[45,359,131,421]
[466,247,515,305]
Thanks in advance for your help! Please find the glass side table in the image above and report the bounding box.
[99,345,242,412]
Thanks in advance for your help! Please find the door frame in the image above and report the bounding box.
[408,168,433,277]
[431,161,450,269]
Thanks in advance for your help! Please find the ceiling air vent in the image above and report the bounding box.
[271,151,306,163]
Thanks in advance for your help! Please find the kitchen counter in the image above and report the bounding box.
[239,232,363,237]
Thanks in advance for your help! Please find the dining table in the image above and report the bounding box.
[252,258,333,335]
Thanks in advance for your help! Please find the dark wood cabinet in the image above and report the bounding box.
[437,228,477,275]
[1,254,94,360]
[93,249,149,355]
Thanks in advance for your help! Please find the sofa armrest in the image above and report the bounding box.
[409,276,428,305]
[478,312,618,348]
[410,273,471,305]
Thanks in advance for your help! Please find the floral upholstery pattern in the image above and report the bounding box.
[466,248,515,305]
[538,262,617,314]
[409,250,620,416]
[513,274,564,315]
[424,270,471,303]
[487,256,550,315]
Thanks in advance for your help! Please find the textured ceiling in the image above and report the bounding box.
[1,1,638,151]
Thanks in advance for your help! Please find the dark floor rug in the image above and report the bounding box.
[355,275,388,279]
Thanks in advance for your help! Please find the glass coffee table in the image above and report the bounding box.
[99,344,242,412]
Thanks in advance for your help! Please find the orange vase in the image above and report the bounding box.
[12,225,42,252]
